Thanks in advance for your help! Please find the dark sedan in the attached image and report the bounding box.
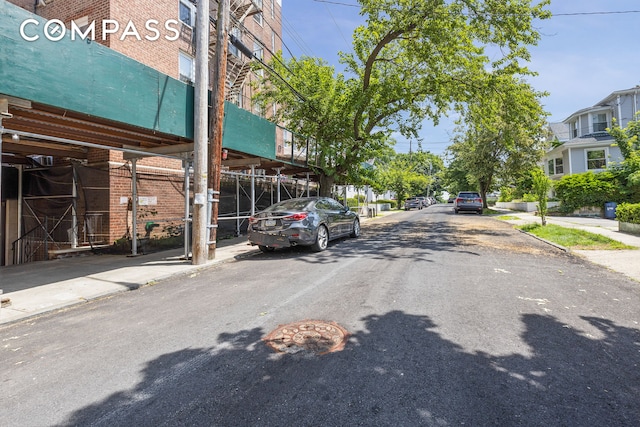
[248,197,361,252]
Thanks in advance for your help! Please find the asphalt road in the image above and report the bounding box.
[2,204,639,426]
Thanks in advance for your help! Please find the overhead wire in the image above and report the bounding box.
[310,0,640,17]
[217,8,304,101]
[281,14,315,58]
[323,3,352,51]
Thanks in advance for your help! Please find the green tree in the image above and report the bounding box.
[442,157,476,196]
[447,75,548,207]
[254,0,551,195]
[608,114,640,201]
[531,167,551,225]
[376,153,432,207]
[252,56,358,194]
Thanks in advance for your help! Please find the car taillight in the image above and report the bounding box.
[455,198,462,203]
[283,212,308,221]
[475,198,482,203]
[249,216,259,224]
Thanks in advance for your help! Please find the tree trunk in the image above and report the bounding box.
[479,179,492,209]
[318,173,335,197]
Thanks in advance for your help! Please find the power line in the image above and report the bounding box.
[312,0,360,7]
[553,10,640,16]
[311,1,640,17]
[282,14,316,57]
[323,3,351,51]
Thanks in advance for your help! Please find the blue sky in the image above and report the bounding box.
[280,0,640,155]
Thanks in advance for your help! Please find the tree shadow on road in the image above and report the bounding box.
[243,213,540,267]
[60,310,640,426]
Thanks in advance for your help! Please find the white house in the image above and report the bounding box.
[543,87,640,180]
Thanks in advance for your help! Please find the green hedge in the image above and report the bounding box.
[340,197,397,209]
[554,172,620,213]
[616,203,640,224]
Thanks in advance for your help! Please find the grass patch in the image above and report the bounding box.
[496,215,521,220]
[482,208,500,215]
[518,223,636,250]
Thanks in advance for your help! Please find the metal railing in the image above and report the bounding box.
[11,225,58,265]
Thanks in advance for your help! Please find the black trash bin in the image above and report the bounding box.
[604,202,617,219]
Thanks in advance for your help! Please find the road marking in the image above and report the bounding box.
[517,296,550,305]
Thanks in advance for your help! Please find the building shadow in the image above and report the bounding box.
[60,310,640,426]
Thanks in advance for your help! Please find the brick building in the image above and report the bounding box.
[3,0,284,261]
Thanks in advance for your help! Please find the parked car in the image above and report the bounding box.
[248,197,360,252]
[404,197,423,210]
[417,196,429,207]
[453,191,483,214]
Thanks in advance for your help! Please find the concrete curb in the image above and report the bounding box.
[515,228,570,253]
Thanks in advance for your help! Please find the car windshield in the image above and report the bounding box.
[264,198,313,212]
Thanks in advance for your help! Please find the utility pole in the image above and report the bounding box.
[191,0,210,265]
[207,0,229,259]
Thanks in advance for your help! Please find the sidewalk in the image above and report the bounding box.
[0,210,397,326]
[0,235,258,325]
[494,209,640,283]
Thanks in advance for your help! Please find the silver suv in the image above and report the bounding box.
[453,191,483,214]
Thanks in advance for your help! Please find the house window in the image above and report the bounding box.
[73,16,90,31]
[253,104,265,118]
[230,90,242,108]
[71,16,94,40]
[592,113,608,132]
[553,158,563,174]
[547,159,554,175]
[586,149,606,170]
[253,41,264,60]
[179,51,194,83]
[547,158,564,175]
[572,121,578,138]
[253,1,264,26]
[229,27,241,57]
[179,0,196,27]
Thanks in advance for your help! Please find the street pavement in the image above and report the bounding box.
[1,207,639,326]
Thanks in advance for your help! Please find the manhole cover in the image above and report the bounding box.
[264,320,349,355]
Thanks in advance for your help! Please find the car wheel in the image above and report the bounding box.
[350,218,360,238]
[258,245,275,253]
[311,225,329,252]
[454,209,459,214]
